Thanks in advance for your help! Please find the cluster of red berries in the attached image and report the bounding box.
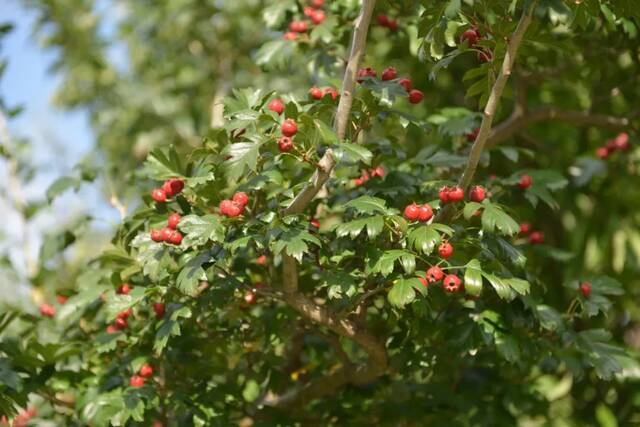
[417,265,462,293]
[107,308,132,334]
[353,166,385,186]
[39,303,56,318]
[309,86,339,101]
[596,132,631,159]
[403,203,433,222]
[439,185,486,204]
[283,0,326,41]
[220,192,250,218]
[1,407,37,427]
[357,66,424,104]
[278,118,298,153]
[519,222,544,245]
[130,363,154,388]
[151,178,185,203]
[150,212,183,245]
[460,26,492,62]
[518,174,532,190]
[376,14,399,31]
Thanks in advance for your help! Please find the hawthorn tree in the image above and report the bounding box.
[2,0,640,425]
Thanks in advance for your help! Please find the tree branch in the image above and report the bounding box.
[437,1,536,222]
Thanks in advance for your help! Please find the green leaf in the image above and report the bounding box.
[482,273,515,300]
[243,380,260,402]
[46,176,81,201]
[463,201,483,219]
[464,259,483,296]
[104,287,146,321]
[179,215,226,247]
[370,250,415,277]
[407,223,454,255]
[344,196,389,215]
[272,229,320,262]
[142,147,183,180]
[388,278,425,308]
[481,202,519,236]
[334,141,373,165]
[223,139,264,181]
[336,215,384,239]
[176,252,212,296]
[154,306,192,354]
[131,234,172,282]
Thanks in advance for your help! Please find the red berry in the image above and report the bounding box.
[163,179,184,197]
[160,227,173,242]
[398,77,412,92]
[117,284,132,295]
[281,119,298,137]
[467,127,480,142]
[443,274,462,293]
[168,230,183,245]
[310,218,321,229]
[418,277,428,287]
[256,255,268,265]
[408,89,424,104]
[323,87,338,100]
[439,186,450,203]
[377,14,389,27]
[310,0,324,7]
[438,242,454,259]
[233,192,249,207]
[403,203,420,221]
[518,174,532,190]
[310,10,326,25]
[167,213,181,229]
[267,98,285,115]
[614,132,630,151]
[153,302,165,319]
[519,222,531,235]
[372,166,385,178]
[580,282,592,298]
[448,186,465,202]
[596,147,609,159]
[130,375,145,388]
[39,303,55,318]
[387,19,398,32]
[381,67,397,81]
[220,199,233,215]
[139,363,154,378]
[469,186,486,202]
[150,229,163,242]
[278,136,294,153]
[426,266,444,283]
[460,28,480,46]
[244,291,257,305]
[289,20,308,33]
[283,32,298,41]
[353,178,364,186]
[226,201,243,218]
[114,317,128,330]
[303,6,315,17]
[106,325,118,334]
[56,295,68,305]
[151,188,167,203]
[477,49,492,63]
[117,309,132,320]
[529,231,545,245]
[418,204,433,222]
[309,86,323,100]
[356,67,377,83]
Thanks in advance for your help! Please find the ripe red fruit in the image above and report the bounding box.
[438,242,454,259]
[310,218,321,229]
[372,166,385,178]
[418,277,428,287]
[467,127,480,142]
[150,229,163,242]
[267,98,285,115]
[404,203,420,221]
[439,187,450,203]
[106,325,118,334]
[596,147,609,159]
[256,255,268,265]
[168,230,183,245]
[281,119,298,137]
[518,174,532,190]
[387,19,398,32]
[448,186,465,202]
[614,132,630,151]
[226,201,243,218]
[356,67,377,83]
[163,179,184,197]
[303,6,315,17]
[310,0,324,7]
[153,302,166,319]
[114,317,128,330]
[381,67,397,81]
[309,86,323,100]
[139,364,154,378]
[353,178,364,187]
[324,87,338,100]
[426,266,444,283]
[283,32,298,41]
[580,282,592,298]
[233,192,249,207]
[469,186,486,202]
[398,77,412,92]
[151,188,167,203]
[244,291,257,304]
[528,231,545,245]
[377,14,389,27]
[56,294,68,305]
[477,49,492,63]
[408,89,424,104]
[39,303,55,318]
[167,213,181,229]
[310,10,326,25]
[278,136,294,153]
[219,199,233,216]
[289,20,309,33]
[418,204,433,222]
[443,274,462,293]
[117,309,131,320]
[519,222,531,235]
[160,227,173,242]
[117,284,132,295]
[130,375,145,388]
[460,28,480,46]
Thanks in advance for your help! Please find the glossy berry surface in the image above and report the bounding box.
[439,187,450,203]
[309,87,323,99]
[267,98,285,114]
[281,119,298,137]
[233,192,249,207]
[278,136,294,153]
[448,187,465,202]
[139,364,154,378]
[167,213,181,229]
[426,266,444,283]
[130,375,145,388]
[580,282,592,298]
[151,188,167,203]
[153,303,166,319]
[518,174,532,190]
[403,203,420,221]
[398,77,412,92]
[443,274,462,293]
[438,242,454,259]
[381,67,397,81]
[529,231,545,245]
[417,204,433,222]
[408,89,424,104]
[150,229,163,242]
[469,186,486,202]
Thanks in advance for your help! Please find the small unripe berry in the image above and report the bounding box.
[518,174,532,190]
[519,222,531,235]
[443,274,462,293]
[278,136,294,153]
[309,87,323,100]
[130,375,145,388]
[150,229,163,242]
[281,119,298,137]
[168,230,183,245]
[381,67,397,81]
[160,227,173,242]
[438,242,454,259]
[469,186,486,202]
[151,188,167,203]
[40,303,55,318]
[233,192,249,207]
[167,213,181,229]
[580,282,592,298]
[267,98,285,115]
[528,231,545,245]
[139,364,154,378]
[153,302,165,319]
[448,186,465,202]
[117,284,132,295]
[398,77,412,92]
[418,204,433,222]
[404,203,420,221]
[408,89,424,104]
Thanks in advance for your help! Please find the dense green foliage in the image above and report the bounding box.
[2,0,640,425]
